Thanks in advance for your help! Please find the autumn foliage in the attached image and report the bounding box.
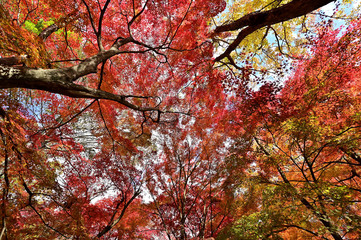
[0,0,360,239]
[222,19,361,239]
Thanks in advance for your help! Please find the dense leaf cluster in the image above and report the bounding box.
[0,0,360,239]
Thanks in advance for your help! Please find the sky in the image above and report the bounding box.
[322,0,361,15]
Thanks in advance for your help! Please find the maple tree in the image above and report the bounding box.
[0,0,359,239]
[223,18,361,239]
[144,125,235,239]
[0,0,342,105]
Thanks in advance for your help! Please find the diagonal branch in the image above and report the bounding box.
[0,36,165,113]
[214,0,334,61]
[38,24,59,40]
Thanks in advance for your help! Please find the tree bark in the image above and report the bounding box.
[39,24,59,40]
[0,0,336,104]
[0,37,160,112]
[214,0,335,61]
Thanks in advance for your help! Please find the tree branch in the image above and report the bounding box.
[214,0,334,61]
[38,24,59,40]
[0,37,164,111]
